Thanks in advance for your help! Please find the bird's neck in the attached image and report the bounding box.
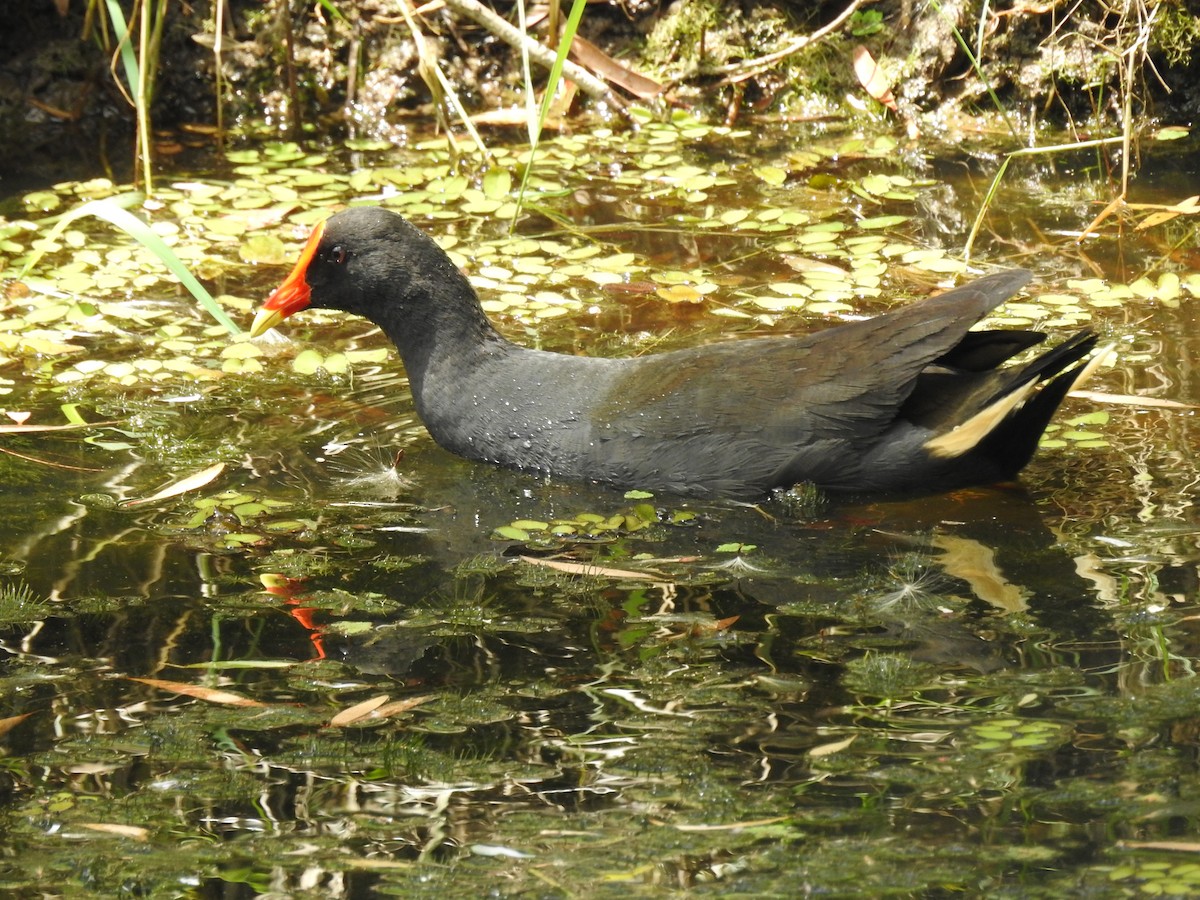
[379,266,515,389]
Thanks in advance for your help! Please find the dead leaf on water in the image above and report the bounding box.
[656,284,703,303]
[672,816,792,832]
[343,858,419,870]
[809,735,857,757]
[80,823,150,841]
[1118,840,1200,853]
[519,555,662,580]
[329,694,390,727]
[0,445,104,471]
[1069,390,1198,409]
[375,696,431,718]
[130,676,266,707]
[67,762,119,774]
[329,694,431,727]
[0,420,116,434]
[122,462,225,507]
[781,256,848,276]
[691,614,740,637]
[1129,194,1200,230]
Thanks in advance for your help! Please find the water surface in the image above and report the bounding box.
[1,120,1199,897]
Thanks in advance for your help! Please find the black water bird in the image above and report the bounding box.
[251,207,1103,499]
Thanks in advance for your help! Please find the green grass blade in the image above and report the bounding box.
[18,197,241,335]
[314,0,347,23]
[103,0,140,103]
[516,0,538,145]
[928,0,1017,141]
[513,0,588,219]
[535,0,588,132]
[962,136,1125,260]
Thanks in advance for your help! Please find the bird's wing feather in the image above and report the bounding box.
[591,270,1032,446]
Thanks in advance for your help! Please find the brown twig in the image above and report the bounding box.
[439,0,622,108]
[715,0,864,84]
[0,446,103,472]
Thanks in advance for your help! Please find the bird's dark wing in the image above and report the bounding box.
[590,270,1035,447]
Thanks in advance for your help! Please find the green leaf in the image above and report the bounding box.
[482,166,513,199]
[858,214,910,230]
[510,519,548,531]
[754,166,788,186]
[494,526,531,542]
[715,542,756,553]
[239,234,289,265]
[22,191,61,212]
[59,403,87,425]
[1154,125,1189,141]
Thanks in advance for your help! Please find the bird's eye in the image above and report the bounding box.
[327,245,349,266]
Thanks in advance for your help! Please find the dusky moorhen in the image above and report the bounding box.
[250,207,1103,499]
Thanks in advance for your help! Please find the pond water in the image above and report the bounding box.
[2,115,1200,897]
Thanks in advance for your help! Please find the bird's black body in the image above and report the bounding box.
[253,207,1100,499]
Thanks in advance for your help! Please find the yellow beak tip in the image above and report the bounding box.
[250,308,285,338]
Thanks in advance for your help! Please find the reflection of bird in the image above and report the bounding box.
[252,207,1101,499]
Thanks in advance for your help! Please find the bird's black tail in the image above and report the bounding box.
[977,331,1101,476]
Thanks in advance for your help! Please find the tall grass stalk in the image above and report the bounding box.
[396,1,491,161]
[513,0,589,218]
[102,0,165,193]
[962,137,1124,261]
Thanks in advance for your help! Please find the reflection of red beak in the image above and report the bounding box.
[259,572,326,660]
[258,573,307,597]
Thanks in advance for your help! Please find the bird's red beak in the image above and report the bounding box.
[250,220,326,337]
